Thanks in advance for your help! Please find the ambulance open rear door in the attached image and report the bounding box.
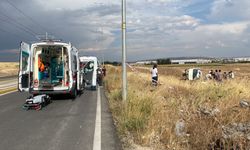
[18,42,31,92]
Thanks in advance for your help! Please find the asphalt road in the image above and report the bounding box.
[0,87,121,150]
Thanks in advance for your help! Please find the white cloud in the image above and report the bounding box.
[127,15,200,32]
[195,22,249,35]
[35,0,118,10]
[125,19,250,59]
[209,0,250,21]
[1,0,250,61]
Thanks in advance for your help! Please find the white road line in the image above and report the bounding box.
[93,86,101,150]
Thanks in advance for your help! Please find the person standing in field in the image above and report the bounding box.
[210,70,215,79]
[218,70,222,82]
[102,66,106,77]
[214,70,219,81]
[223,72,228,80]
[151,64,158,86]
[205,70,213,80]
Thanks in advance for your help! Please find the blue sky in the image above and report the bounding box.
[0,0,250,61]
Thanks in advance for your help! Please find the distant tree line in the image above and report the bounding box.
[157,59,171,64]
[104,61,121,66]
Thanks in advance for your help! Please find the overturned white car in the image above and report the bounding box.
[183,68,202,80]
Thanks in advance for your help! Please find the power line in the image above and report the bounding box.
[0,19,28,39]
[0,10,37,36]
[0,27,24,39]
[4,0,53,36]
[0,9,39,38]
[0,16,37,38]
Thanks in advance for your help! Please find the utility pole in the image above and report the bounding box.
[45,32,48,40]
[122,0,127,101]
[101,26,104,66]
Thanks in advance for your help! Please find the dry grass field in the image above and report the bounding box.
[104,64,250,150]
[0,62,19,77]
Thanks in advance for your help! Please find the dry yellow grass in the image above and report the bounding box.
[0,62,19,77]
[104,64,250,150]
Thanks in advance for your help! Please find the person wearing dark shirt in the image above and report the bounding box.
[102,66,106,77]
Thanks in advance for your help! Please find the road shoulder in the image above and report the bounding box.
[100,86,122,150]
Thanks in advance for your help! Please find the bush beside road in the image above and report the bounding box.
[0,62,18,95]
[0,62,18,77]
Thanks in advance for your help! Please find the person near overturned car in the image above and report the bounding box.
[97,67,103,86]
[151,64,158,86]
[218,70,222,82]
[102,66,106,77]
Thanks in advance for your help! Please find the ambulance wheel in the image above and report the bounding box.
[71,88,77,99]
[77,89,83,95]
[91,86,96,90]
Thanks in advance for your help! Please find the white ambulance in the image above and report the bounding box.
[18,40,84,98]
[79,56,100,90]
